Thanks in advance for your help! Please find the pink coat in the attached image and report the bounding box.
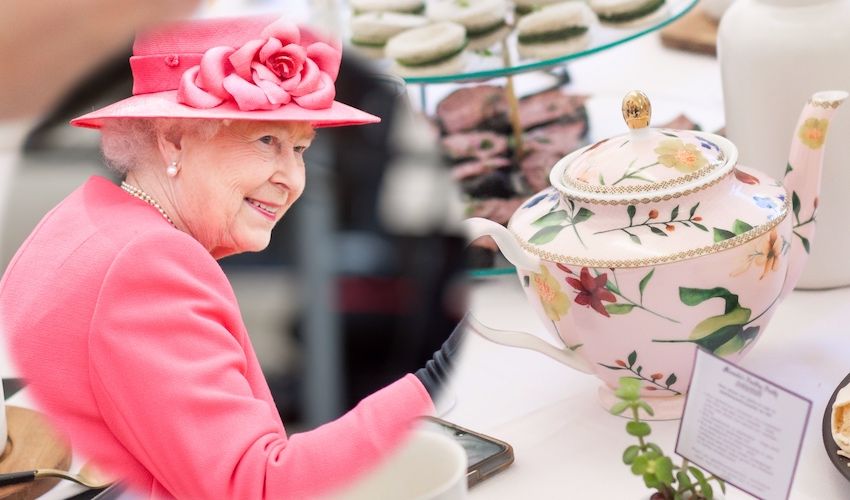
[0,176,433,499]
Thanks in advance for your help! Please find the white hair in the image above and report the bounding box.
[99,118,224,174]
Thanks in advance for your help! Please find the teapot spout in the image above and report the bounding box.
[781,90,848,296]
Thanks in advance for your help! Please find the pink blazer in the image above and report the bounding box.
[0,176,433,499]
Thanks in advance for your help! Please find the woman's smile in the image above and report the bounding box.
[244,196,283,221]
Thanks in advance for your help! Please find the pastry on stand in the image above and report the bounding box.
[385,21,468,77]
[513,0,569,17]
[589,0,670,27]
[832,384,850,459]
[349,12,429,58]
[427,0,512,50]
[516,2,596,60]
[349,0,425,15]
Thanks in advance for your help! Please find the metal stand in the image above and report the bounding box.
[296,132,344,427]
[501,40,525,165]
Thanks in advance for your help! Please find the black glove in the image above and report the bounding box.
[414,315,466,400]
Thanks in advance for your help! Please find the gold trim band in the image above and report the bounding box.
[556,169,733,206]
[511,197,789,268]
[563,162,723,195]
[809,98,845,109]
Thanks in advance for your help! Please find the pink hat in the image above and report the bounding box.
[71,15,380,129]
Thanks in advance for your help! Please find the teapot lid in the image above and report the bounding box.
[558,91,729,203]
[507,91,790,268]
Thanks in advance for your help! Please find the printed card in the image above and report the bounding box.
[676,348,811,500]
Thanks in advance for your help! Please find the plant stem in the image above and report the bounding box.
[501,40,524,166]
[552,320,582,351]
[793,216,815,229]
[674,459,700,497]
[792,229,810,250]
[615,294,681,324]
[631,406,646,450]
[675,482,700,497]
[611,161,659,186]
[594,217,696,236]
[565,204,589,248]
[569,221,587,248]
[743,287,783,326]
[611,269,621,294]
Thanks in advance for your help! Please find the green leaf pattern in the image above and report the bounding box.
[638,268,655,303]
[712,219,754,242]
[528,200,594,247]
[791,188,816,254]
[652,286,773,356]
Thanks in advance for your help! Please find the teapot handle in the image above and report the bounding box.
[464,217,594,374]
[465,217,540,271]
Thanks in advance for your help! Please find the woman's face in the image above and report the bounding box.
[172,120,314,259]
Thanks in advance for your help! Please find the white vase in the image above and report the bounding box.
[702,0,736,20]
[718,0,850,288]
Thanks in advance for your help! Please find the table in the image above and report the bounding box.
[438,26,850,500]
[443,273,850,499]
[2,387,98,500]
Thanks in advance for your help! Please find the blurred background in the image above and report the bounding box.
[0,0,468,431]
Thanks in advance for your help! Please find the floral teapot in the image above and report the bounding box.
[466,90,847,419]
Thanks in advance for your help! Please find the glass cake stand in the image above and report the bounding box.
[344,0,698,84]
[341,0,699,276]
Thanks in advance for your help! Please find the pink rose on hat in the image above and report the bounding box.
[177,18,341,111]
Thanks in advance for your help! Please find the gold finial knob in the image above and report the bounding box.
[622,90,651,130]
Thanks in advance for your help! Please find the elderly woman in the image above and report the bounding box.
[0,15,457,499]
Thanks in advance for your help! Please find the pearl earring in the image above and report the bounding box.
[166,161,179,177]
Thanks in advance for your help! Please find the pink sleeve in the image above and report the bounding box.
[87,229,434,499]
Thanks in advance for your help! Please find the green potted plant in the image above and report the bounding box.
[611,377,726,500]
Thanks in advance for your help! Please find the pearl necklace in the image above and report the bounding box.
[121,181,175,227]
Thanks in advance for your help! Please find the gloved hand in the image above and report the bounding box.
[414,315,466,400]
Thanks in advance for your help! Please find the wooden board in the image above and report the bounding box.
[0,406,72,500]
[660,6,719,56]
